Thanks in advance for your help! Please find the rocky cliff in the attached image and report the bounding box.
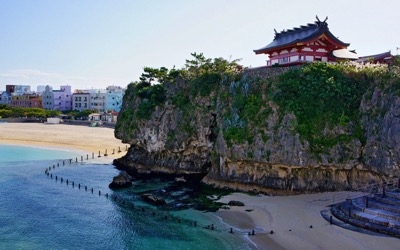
[114,57,400,194]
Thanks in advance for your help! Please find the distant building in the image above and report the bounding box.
[106,85,125,112]
[42,86,54,110]
[358,51,394,64]
[36,85,47,95]
[0,91,12,105]
[10,94,42,108]
[72,91,90,111]
[53,85,72,111]
[13,85,32,96]
[6,85,15,94]
[42,85,72,111]
[72,86,125,112]
[89,89,107,113]
[254,16,358,67]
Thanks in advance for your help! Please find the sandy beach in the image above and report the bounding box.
[0,122,128,159]
[1,122,398,249]
[217,192,399,249]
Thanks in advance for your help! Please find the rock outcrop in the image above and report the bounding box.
[108,171,133,189]
[141,193,167,206]
[114,62,400,194]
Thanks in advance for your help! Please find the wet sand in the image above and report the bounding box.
[217,192,399,249]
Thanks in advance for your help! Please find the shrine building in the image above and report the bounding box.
[254,17,358,66]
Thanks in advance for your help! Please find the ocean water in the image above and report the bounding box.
[0,144,254,249]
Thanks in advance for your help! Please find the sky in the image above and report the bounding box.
[0,0,399,91]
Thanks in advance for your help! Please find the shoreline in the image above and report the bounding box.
[2,123,399,249]
[0,123,128,159]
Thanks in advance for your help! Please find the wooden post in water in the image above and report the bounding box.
[87,154,88,160]
[85,186,87,191]
[104,149,108,156]
[91,188,93,193]
[76,157,78,163]
[99,190,101,196]
[112,149,115,155]
[98,151,101,157]
[118,146,121,153]
[57,163,59,167]
[53,165,55,169]
[78,183,81,189]
[81,156,83,161]
[92,152,94,159]
[66,179,69,185]
[63,160,65,166]
[70,159,72,164]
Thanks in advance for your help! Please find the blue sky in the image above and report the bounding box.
[1,0,399,91]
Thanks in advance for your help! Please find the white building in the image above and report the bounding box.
[72,91,90,111]
[13,85,31,96]
[89,89,107,113]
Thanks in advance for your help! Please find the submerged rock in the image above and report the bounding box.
[228,200,245,206]
[109,171,133,189]
[141,193,166,206]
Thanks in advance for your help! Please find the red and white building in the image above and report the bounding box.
[254,17,358,66]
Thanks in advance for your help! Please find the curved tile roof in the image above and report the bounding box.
[254,20,350,54]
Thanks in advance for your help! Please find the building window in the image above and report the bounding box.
[279,57,289,63]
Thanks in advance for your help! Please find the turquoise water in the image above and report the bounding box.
[0,145,254,249]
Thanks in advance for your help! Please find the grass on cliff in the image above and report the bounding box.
[269,62,387,152]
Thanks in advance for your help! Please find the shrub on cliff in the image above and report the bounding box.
[270,62,388,152]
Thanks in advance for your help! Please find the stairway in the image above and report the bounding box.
[330,188,400,238]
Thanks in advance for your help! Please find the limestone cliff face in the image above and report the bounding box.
[114,79,215,177]
[114,65,400,194]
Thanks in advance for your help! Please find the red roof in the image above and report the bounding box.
[254,18,350,55]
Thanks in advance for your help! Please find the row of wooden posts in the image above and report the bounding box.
[44,169,247,233]
[42,146,259,235]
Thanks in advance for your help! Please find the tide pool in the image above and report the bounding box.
[0,144,254,249]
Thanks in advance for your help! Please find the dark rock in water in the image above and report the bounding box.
[141,193,166,206]
[228,200,245,206]
[109,171,133,189]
